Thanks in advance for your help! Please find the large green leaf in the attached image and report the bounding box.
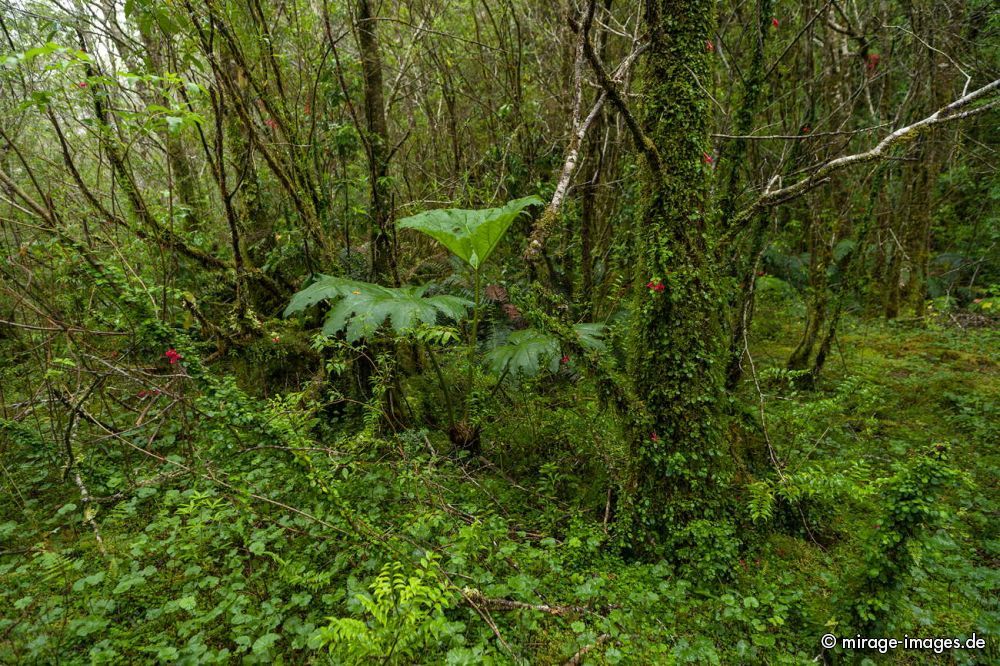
[486,329,560,377]
[396,195,543,269]
[284,276,471,343]
[485,323,606,377]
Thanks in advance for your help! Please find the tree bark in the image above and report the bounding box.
[619,0,727,552]
[356,0,397,285]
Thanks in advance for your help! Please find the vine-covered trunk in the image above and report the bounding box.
[620,0,727,552]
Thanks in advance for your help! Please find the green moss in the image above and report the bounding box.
[618,0,730,554]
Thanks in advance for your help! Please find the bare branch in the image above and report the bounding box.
[524,17,646,260]
[737,79,999,220]
[575,0,662,176]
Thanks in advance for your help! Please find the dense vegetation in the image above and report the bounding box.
[0,0,997,663]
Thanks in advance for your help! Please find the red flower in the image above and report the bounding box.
[646,280,665,292]
[137,390,149,398]
[865,53,880,75]
[560,355,570,364]
[77,81,88,88]
[771,17,779,28]
[165,348,182,364]
[271,336,280,343]
[705,40,714,53]
[703,152,714,165]
[650,432,659,442]
[265,117,278,130]
[800,124,811,134]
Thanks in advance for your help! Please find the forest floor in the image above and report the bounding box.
[2,304,997,664]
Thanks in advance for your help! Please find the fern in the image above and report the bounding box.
[36,550,76,585]
[284,276,471,343]
[748,481,775,523]
[312,556,455,664]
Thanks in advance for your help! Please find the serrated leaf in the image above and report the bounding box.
[252,632,280,654]
[572,322,606,351]
[485,329,560,377]
[285,276,471,343]
[486,323,606,378]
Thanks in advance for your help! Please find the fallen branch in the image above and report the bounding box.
[462,587,590,617]
[565,634,611,665]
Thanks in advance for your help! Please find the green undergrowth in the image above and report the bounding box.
[2,300,997,664]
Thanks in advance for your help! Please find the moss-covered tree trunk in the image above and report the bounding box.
[620,0,727,552]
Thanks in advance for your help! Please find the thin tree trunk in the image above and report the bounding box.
[356,0,397,285]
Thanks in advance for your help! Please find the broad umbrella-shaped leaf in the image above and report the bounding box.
[284,276,471,343]
[396,195,543,269]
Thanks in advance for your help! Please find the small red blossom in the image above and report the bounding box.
[865,53,880,75]
[77,81,88,88]
[271,336,281,343]
[800,124,812,134]
[703,151,714,165]
[560,355,570,364]
[650,432,659,442]
[165,348,182,365]
[137,390,149,398]
[265,117,278,130]
[646,280,666,293]
[705,40,714,53]
[771,17,779,28]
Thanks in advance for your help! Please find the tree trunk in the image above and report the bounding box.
[356,0,397,285]
[788,211,830,371]
[619,0,727,553]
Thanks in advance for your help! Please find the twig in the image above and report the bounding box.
[524,39,646,260]
[462,588,590,616]
[565,634,611,665]
[59,381,108,556]
[711,123,891,141]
